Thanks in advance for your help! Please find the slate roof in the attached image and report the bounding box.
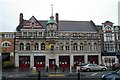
[58,20,98,32]
[39,20,98,32]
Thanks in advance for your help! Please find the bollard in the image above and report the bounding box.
[32,67,36,74]
[46,66,48,72]
[38,71,41,80]
[63,67,64,72]
[77,70,80,80]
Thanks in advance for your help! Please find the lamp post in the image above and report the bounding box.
[69,35,72,73]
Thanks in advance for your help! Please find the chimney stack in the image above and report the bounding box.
[55,13,59,31]
[19,13,23,24]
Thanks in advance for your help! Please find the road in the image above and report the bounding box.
[6,77,101,80]
[2,70,115,80]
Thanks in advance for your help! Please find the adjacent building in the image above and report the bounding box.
[1,32,14,63]
[15,13,101,69]
[97,21,120,67]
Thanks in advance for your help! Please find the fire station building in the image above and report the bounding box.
[15,13,101,69]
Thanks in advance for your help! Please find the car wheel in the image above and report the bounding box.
[102,68,106,71]
[86,68,90,72]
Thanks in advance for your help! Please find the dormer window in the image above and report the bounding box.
[114,27,119,32]
[32,22,35,28]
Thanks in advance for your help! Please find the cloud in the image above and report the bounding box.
[0,0,119,32]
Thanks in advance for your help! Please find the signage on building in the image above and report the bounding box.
[116,52,120,58]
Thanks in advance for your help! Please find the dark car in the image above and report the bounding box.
[112,63,120,71]
[2,76,7,80]
[102,69,120,80]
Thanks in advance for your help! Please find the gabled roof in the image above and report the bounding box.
[16,16,44,31]
[17,17,98,32]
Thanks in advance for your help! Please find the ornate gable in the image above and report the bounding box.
[23,16,44,29]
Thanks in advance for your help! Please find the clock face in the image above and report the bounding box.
[47,24,57,31]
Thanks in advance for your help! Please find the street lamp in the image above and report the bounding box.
[69,35,72,73]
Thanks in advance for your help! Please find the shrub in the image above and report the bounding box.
[3,61,14,68]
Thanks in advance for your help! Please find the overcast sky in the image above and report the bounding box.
[0,0,119,32]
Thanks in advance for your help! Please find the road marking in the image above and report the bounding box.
[91,73,97,76]
[48,73,65,77]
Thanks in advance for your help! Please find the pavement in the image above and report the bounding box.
[2,68,77,78]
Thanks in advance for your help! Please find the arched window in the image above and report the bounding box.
[80,43,83,50]
[65,43,69,50]
[20,43,24,50]
[105,25,111,30]
[88,43,92,50]
[34,43,39,50]
[26,43,30,50]
[60,43,64,50]
[93,43,97,50]
[2,42,11,47]
[51,45,54,50]
[73,43,77,50]
[41,43,45,50]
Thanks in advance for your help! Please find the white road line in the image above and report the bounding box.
[91,73,97,76]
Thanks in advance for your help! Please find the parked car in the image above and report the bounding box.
[112,63,120,71]
[76,63,88,72]
[77,63,88,67]
[102,69,120,80]
[80,63,107,71]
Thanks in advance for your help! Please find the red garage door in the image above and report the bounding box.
[34,56,45,69]
[59,56,70,69]
[88,55,98,64]
[19,56,30,68]
[74,56,84,69]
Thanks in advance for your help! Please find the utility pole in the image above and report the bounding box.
[70,36,72,73]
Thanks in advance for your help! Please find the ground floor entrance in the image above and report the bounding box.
[59,56,70,69]
[74,55,84,68]
[2,53,10,62]
[34,56,45,69]
[15,53,100,69]
[19,56,30,68]
[88,55,98,64]
[49,59,55,69]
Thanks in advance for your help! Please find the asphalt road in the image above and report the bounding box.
[2,68,115,80]
[5,77,102,80]
[3,71,115,80]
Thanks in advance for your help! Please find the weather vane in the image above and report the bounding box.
[51,4,53,16]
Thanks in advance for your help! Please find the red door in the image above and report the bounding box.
[74,56,84,69]
[34,56,45,69]
[59,56,70,69]
[19,56,30,68]
[49,59,55,69]
[88,55,98,64]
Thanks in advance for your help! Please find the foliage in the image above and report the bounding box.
[3,61,14,68]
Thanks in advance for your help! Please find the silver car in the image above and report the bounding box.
[80,63,107,71]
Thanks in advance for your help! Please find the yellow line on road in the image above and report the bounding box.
[48,73,65,77]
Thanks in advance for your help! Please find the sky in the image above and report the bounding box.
[0,0,120,32]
